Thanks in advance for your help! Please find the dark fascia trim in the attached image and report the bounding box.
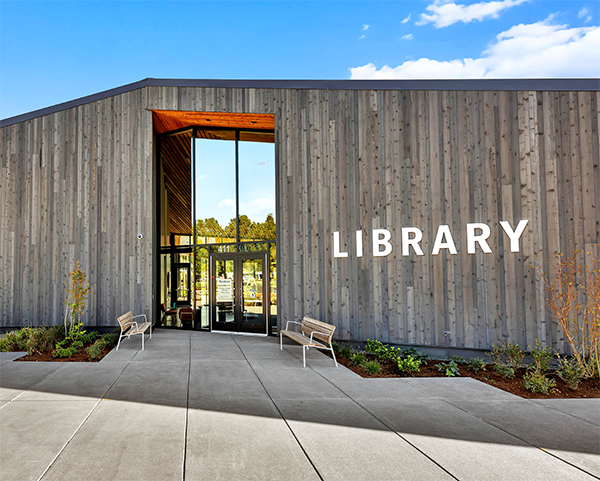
[2,77,599,128]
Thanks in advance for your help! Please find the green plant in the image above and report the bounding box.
[557,356,585,390]
[0,328,29,352]
[349,352,366,367]
[338,345,353,359]
[81,331,99,344]
[466,358,486,372]
[86,340,104,360]
[504,342,526,370]
[494,363,515,379]
[24,327,52,355]
[365,339,401,362]
[528,340,553,374]
[363,361,382,375]
[533,251,600,379]
[100,333,118,347]
[401,347,429,362]
[437,360,460,377]
[449,354,467,364]
[523,371,556,394]
[63,261,91,335]
[397,355,422,374]
[53,345,77,358]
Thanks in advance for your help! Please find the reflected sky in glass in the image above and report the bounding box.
[194,138,275,227]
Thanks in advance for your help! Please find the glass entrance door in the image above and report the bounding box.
[210,252,268,334]
[172,263,191,307]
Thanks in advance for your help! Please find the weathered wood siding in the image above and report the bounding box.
[0,89,154,326]
[2,85,598,352]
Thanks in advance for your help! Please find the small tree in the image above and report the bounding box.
[534,250,600,379]
[63,261,91,335]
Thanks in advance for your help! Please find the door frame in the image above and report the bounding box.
[210,251,269,335]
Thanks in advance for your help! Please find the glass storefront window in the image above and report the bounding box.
[194,138,236,245]
[239,140,276,241]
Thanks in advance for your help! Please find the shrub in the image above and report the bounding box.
[449,354,467,364]
[349,353,366,367]
[504,343,526,370]
[466,358,486,372]
[397,355,421,374]
[494,363,515,379]
[489,342,525,376]
[437,360,460,377]
[523,371,556,394]
[337,345,353,359]
[363,361,382,375]
[81,331,99,344]
[86,340,104,360]
[401,347,429,362]
[528,340,553,374]
[557,356,585,390]
[533,251,600,379]
[25,327,54,355]
[365,339,401,362]
[53,345,77,358]
[0,329,29,352]
[100,333,118,347]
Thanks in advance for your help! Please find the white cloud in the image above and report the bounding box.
[417,0,529,28]
[578,8,592,23]
[362,24,369,31]
[350,18,600,79]
[401,14,411,24]
[401,33,414,40]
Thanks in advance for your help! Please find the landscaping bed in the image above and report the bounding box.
[1,325,118,362]
[336,355,599,399]
[331,340,600,400]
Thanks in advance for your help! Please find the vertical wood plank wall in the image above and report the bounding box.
[1,86,598,353]
[0,89,154,327]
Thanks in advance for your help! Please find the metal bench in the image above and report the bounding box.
[280,316,338,367]
[116,311,152,350]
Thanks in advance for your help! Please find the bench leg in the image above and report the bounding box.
[142,332,145,351]
[330,347,338,367]
[303,345,306,368]
[280,332,283,350]
[116,334,122,351]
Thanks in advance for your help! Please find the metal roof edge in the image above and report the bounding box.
[2,78,599,128]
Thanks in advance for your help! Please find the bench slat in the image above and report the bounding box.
[281,330,326,348]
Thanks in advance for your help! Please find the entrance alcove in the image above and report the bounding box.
[153,110,277,335]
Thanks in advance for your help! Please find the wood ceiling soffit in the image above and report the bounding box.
[151,110,275,134]
[161,132,192,235]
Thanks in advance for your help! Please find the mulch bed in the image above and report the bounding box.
[11,343,114,362]
[335,356,600,399]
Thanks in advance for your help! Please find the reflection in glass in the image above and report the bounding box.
[195,139,236,245]
[238,141,276,241]
[242,258,264,327]
[215,259,235,325]
[194,247,210,329]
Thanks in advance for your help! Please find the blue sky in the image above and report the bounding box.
[1,0,598,120]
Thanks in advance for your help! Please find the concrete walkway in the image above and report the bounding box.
[0,329,598,481]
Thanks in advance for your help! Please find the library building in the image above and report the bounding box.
[1,78,598,354]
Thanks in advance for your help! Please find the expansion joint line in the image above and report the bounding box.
[37,345,139,481]
[307,366,461,481]
[428,389,600,480]
[182,333,192,481]
[231,336,325,481]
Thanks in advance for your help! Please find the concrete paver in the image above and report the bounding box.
[275,398,454,481]
[0,330,598,481]
[531,398,600,426]
[42,400,186,481]
[0,399,98,481]
[357,397,596,481]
